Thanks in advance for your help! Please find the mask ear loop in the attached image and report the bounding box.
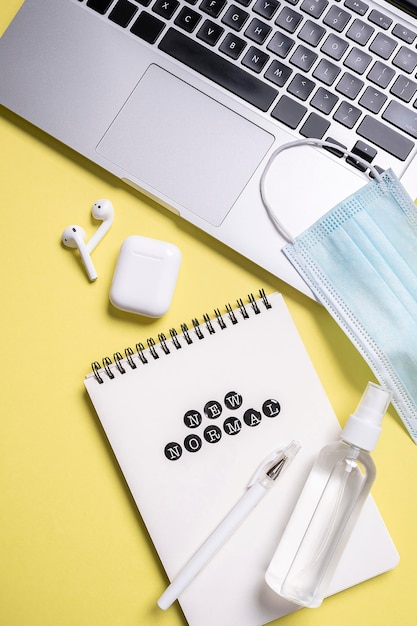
[259,138,385,244]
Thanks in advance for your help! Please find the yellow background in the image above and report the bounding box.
[1,3,415,625]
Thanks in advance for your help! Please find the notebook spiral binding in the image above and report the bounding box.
[91,289,272,384]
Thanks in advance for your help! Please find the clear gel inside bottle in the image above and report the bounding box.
[265,382,392,608]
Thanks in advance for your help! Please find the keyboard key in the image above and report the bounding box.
[344,0,368,16]
[222,4,250,30]
[333,100,362,128]
[253,0,280,20]
[290,45,318,72]
[357,115,414,160]
[158,28,278,111]
[358,86,387,113]
[300,0,328,19]
[174,7,202,32]
[108,0,138,27]
[242,46,270,73]
[367,60,395,88]
[344,47,372,74]
[321,33,348,61]
[352,140,377,161]
[347,140,379,172]
[298,20,326,47]
[197,19,224,45]
[86,0,113,14]
[200,0,226,17]
[287,73,315,100]
[390,75,417,103]
[392,23,416,45]
[313,58,340,85]
[310,86,339,114]
[131,12,165,42]
[382,100,417,139]
[219,32,246,59]
[153,0,180,18]
[392,46,417,74]
[369,32,397,60]
[264,60,293,87]
[271,94,307,128]
[324,137,347,157]
[346,19,374,46]
[346,154,369,172]
[275,7,302,33]
[245,18,272,45]
[368,9,392,30]
[267,31,294,57]
[336,72,364,99]
[300,112,330,139]
[323,6,351,33]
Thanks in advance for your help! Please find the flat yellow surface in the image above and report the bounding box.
[1,3,416,625]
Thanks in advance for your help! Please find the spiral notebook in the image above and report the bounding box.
[84,291,399,626]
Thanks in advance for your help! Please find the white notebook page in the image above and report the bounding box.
[84,292,398,626]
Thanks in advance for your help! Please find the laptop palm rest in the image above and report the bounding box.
[96,64,274,226]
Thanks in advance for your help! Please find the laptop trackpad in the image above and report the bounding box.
[96,65,274,226]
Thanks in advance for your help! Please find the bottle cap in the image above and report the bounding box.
[341,382,392,451]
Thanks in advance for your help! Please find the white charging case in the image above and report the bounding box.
[110,235,182,317]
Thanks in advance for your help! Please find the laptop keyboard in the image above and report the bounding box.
[82,0,417,168]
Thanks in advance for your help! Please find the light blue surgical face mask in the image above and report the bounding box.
[260,139,417,444]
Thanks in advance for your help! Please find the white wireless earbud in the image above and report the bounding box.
[86,199,114,253]
[61,198,114,281]
[61,225,98,281]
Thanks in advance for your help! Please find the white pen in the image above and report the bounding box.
[157,439,301,610]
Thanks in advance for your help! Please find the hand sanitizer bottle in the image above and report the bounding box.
[265,382,392,608]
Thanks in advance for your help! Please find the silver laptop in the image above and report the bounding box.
[2,0,417,297]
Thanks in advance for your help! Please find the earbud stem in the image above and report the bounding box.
[86,219,113,254]
[78,242,98,280]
